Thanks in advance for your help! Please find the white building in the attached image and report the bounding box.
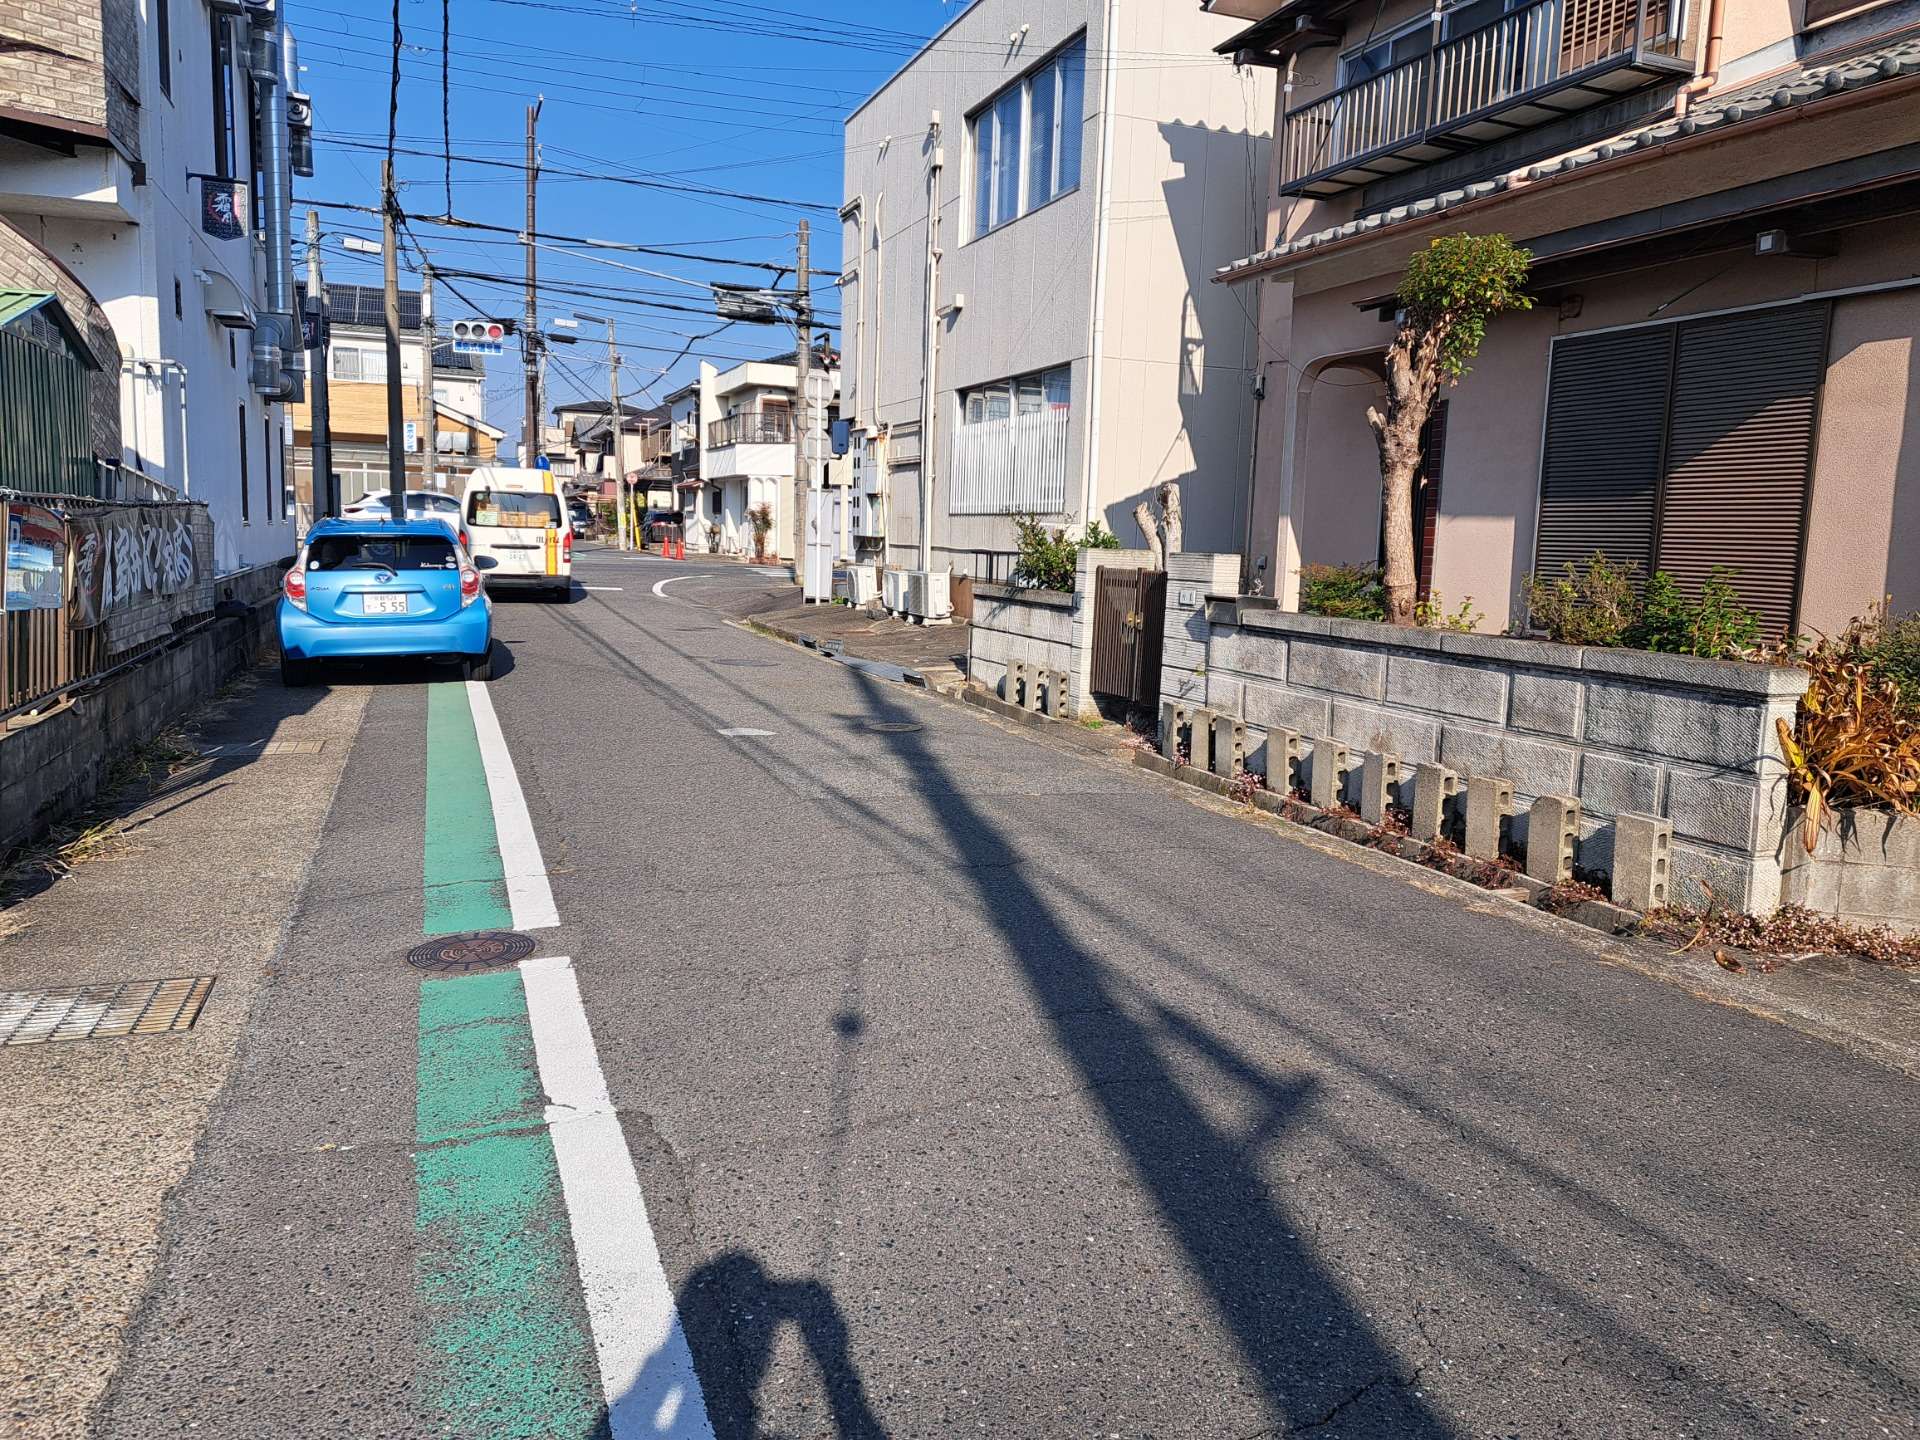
[840,0,1273,581]
[681,353,843,562]
[0,0,314,572]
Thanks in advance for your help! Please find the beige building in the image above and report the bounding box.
[841,0,1275,580]
[1214,0,1920,636]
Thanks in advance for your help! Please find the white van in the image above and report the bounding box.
[461,467,571,599]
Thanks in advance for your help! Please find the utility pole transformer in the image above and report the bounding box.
[304,208,337,518]
[381,159,406,521]
[523,99,542,466]
[792,218,810,576]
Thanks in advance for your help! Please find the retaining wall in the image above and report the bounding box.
[1161,554,1812,913]
[1,571,279,859]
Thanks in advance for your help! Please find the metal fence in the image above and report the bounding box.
[949,407,1071,516]
[0,328,99,498]
[1,491,214,721]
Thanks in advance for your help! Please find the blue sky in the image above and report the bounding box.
[295,0,973,434]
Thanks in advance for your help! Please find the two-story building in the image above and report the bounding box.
[840,0,1275,583]
[288,281,501,511]
[1215,0,1920,635]
[1,0,315,570]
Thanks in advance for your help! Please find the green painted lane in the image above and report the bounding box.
[414,971,603,1438]
[423,682,512,936]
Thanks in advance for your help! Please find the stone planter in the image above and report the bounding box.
[1780,808,1920,935]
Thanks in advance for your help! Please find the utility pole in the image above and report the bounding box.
[607,319,628,552]
[791,217,810,576]
[919,120,944,575]
[304,208,337,519]
[421,263,439,493]
[382,159,406,520]
[522,98,543,466]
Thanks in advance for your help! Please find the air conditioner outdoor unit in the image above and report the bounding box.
[906,569,952,623]
[847,563,880,605]
[881,567,909,612]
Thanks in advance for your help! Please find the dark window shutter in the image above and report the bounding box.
[1656,303,1828,637]
[1535,326,1674,583]
[1415,400,1447,600]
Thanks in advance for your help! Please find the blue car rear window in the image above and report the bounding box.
[308,534,458,571]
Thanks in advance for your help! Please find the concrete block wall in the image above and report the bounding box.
[0,600,273,860]
[968,583,1076,705]
[1171,556,1812,913]
[1781,811,1920,935]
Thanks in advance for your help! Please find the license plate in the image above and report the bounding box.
[363,593,408,615]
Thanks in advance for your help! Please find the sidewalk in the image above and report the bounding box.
[749,595,971,692]
[0,662,365,1439]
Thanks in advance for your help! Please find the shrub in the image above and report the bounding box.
[1414,590,1482,633]
[1298,563,1385,621]
[1863,608,1920,712]
[1631,566,1762,657]
[1082,519,1122,551]
[1519,553,1642,646]
[747,501,774,559]
[1776,614,1920,851]
[1009,512,1079,591]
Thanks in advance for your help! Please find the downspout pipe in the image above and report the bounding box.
[1083,0,1121,543]
[248,2,297,399]
[1674,0,1725,117]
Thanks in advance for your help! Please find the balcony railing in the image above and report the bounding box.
[1279,0,1686,196]
[707,411,793,447]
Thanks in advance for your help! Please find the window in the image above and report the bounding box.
[209,15,237,178]
[1339,16,1431,85]
[961,365,1071,424]
[307,534,458,572]
[237,404,250,523]
[969,37,1087,237]
[467,490,562,529]
[158,0,171,99]
[331,346,387,383]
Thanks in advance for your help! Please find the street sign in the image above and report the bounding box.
[403,421,419,453]
[803,372,833,407]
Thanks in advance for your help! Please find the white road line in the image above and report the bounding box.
[520,956,716,1440]
[581,585,624,592]
[715,727,774,738]
[651,575,693,598]
[463,680,561,931]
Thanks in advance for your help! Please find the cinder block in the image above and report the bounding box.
[1263,728,1303,793]
[1160,701,1190,762]
[1357,750,1400,825]
[1387,655,1507,721]
[1243,682,1331,737]
[1009,659,1028,706]
[1509,671,1583,737]
[1210,713,1247,779]
[1464,775,1515,860]
[1525,794,1581,884]
[1308,737,1352,810]
[1409,762,1459,842]
[1582,682,1770,770]
[1440,725,1578,801]
[1046,669,1072,719]
[1188,707,1217,772]
[1330,700,1440,764]
[1613,812,1672,911]
[1665,770,1761,851]
[1578,753,1662,818]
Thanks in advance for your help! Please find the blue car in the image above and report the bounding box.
[278,517,493,685]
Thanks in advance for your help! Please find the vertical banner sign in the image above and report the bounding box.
[199,176,250,240]
[2,502,66,612]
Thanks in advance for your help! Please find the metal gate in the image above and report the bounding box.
[1090,566,1166,708]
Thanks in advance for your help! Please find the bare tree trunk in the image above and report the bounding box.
[1366,320,1443,626]
[1133,501,1164,570]
[1157,481,1184,556]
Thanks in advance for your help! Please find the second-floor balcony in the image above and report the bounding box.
[707,411,793,448]
[1279,0,1689,197]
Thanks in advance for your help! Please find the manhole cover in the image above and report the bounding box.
[407,930,536,974]
[864,720,923,734]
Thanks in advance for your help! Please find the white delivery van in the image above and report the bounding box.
[460,467,572,599]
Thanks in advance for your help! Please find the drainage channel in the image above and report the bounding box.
[2,976,217,1046]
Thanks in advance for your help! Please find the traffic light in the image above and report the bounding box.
[450,319,513,343]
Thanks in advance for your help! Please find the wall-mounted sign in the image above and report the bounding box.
[2,502,66,612]
[197,176,250,240]
[69,508,199,630]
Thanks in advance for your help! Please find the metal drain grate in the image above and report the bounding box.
[407,930,536,974]
[1,977,216,1046]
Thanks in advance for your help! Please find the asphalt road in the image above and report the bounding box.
[95,547,1919,1438]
